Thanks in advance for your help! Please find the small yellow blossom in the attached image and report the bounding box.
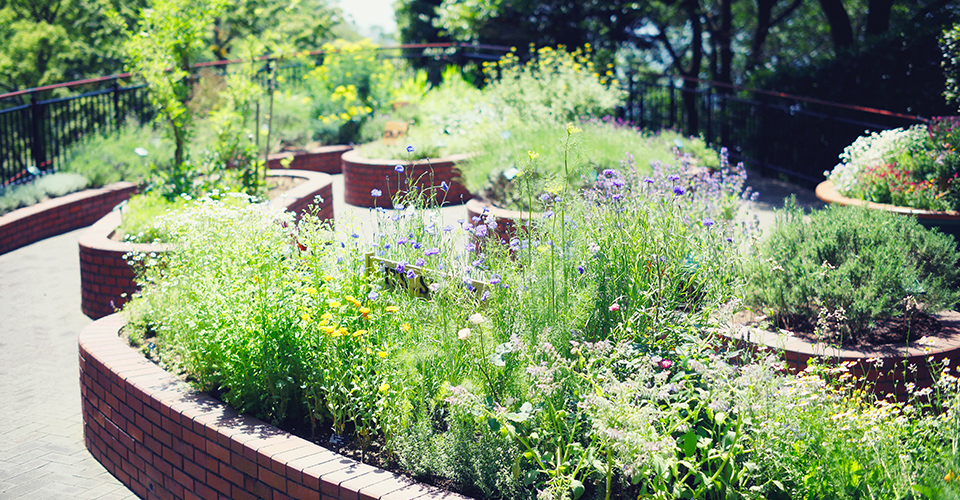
[328,300,342,308]
[401,323,411,332]
[379,382,390,394]
[346,295,362,307]
[385,305,399,313]
[527,150,540,160]
[301,313,311,323]
[321,312,333,321]
[352,329,367,337]
[321,325,336,335]
[378,351,388,359]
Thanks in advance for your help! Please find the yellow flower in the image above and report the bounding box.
[321,312,333,321]
[527,150,540,160]
[328,300,342,308]
[304,287,317,295]
[401,323,411,332]
[379,382,390,394]
[378,351,388,359]
[321,325,336,335]
[566,123,582,135]
[346,295,362,307]
[352,329,367,337]
[385,305,399,313]
[301,313,311,323]
[334,327,348,337]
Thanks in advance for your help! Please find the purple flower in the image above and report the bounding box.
[396,261,406,273]
[406,145,415,153]
[576,265,585,275]
[644,178,654,184]
[544,210,554,218]
[672,186,685,196]
[602,169,617,177]
[481,290,490,301]
[413,241,422,249]
[415,257,426,267]
[442,225,453,232]
[395,164,405,173]
[668,174,680,181]
[368,291,379,301]
[489,274,501,285]
[397,238,407,245]
[475,225,488,238]
[465,243,476,253]
[702,218,715,227]
[350,232,359,238]
[371,188,382,198]
[424,247,440,256]
[440,181,449,191]
[539,193,552,202]
[406,270,416,280]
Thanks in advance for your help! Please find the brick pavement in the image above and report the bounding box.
[0,228,137,500]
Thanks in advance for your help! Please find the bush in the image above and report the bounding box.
[61,121,170,187]
[743,201,960,340]
[0,173,89,215]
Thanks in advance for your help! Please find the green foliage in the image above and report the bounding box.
[120,0,225,167]
[945,24,960,110]
[744,201,960,341]
[304,39,399,145]
[0,173,89,215]
[60,120,171,187]
[483,45,622,125]
[116,191,187,243]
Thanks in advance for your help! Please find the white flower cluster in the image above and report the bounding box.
[826,125,927,194]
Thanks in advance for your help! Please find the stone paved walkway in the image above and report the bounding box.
[0,172,823,500]
[0,228,137,500]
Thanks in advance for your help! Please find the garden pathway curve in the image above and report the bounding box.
[0,173,821,500]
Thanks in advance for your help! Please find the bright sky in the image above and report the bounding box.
[337,0,398,39]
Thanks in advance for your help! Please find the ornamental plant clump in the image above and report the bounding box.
[826,116,960,211]
[743,200,960,342]
[122,127,960,499]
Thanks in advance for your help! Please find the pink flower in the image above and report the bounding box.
[659,359,673,370]
[608,303,620,312]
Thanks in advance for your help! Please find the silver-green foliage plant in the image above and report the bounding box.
[61,120,171,187]
[0,173,89,215]
[744,201,960,341]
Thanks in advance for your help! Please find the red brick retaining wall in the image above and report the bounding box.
[725,311,960,400]
[79,314,469,500]
[0,182,138,255]
[341,150,472,208]
[78,171,334,320]
[267,145,352,174]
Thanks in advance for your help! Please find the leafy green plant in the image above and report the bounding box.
[60,120,171,187]
[744,201,960,341]
[0,173,89,215]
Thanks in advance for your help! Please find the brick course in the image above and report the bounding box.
[0,182,138,255]
[341,150,472,208]
[267,145,352,174]
[79,314,472,500]
[78,170,334,320]
[723,311,960,401]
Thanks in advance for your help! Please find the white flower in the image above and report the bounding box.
[457,328,471,340]
[468,313,484,324]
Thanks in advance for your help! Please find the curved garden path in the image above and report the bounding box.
[0,173,817,499]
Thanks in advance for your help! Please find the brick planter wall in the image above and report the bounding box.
[0,182,137,255]
[267,145,352,174]
[464,199,536,246]
[341,150,472,208]
[79,314,470,500]
[78,170,334,320]
[725,310,960,400]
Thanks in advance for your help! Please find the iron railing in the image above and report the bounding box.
[0,43,511,187]
[622,73,926,187]
[1,43,928,188]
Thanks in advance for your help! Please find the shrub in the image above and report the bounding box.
[60,121,171,187]
[0,173,90,215]
[743,201,960,341]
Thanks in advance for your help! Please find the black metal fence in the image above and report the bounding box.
[622,74,926,187]
[1,43,927,189]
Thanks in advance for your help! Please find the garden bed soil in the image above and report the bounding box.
[738,311,944,349]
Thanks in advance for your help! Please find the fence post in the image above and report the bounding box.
[29,94,47,172]
[113,79,122,129]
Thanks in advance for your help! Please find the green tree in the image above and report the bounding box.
[121,0,226,167]
[209,0,341,60]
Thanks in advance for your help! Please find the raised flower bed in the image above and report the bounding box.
[340,150,472,208]
[0,181,137,255]
[78,170,334,319]
[266,144,353,174]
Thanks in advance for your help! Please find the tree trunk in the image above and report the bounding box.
[816,0,855,51]
[866,0,894,36]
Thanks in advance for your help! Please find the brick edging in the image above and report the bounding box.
[267,145,353,174]
[341,150,472,208]
[78,170,334,320]
[0,182,138,255]
[79,314,470,500]
[725,310,960,399]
